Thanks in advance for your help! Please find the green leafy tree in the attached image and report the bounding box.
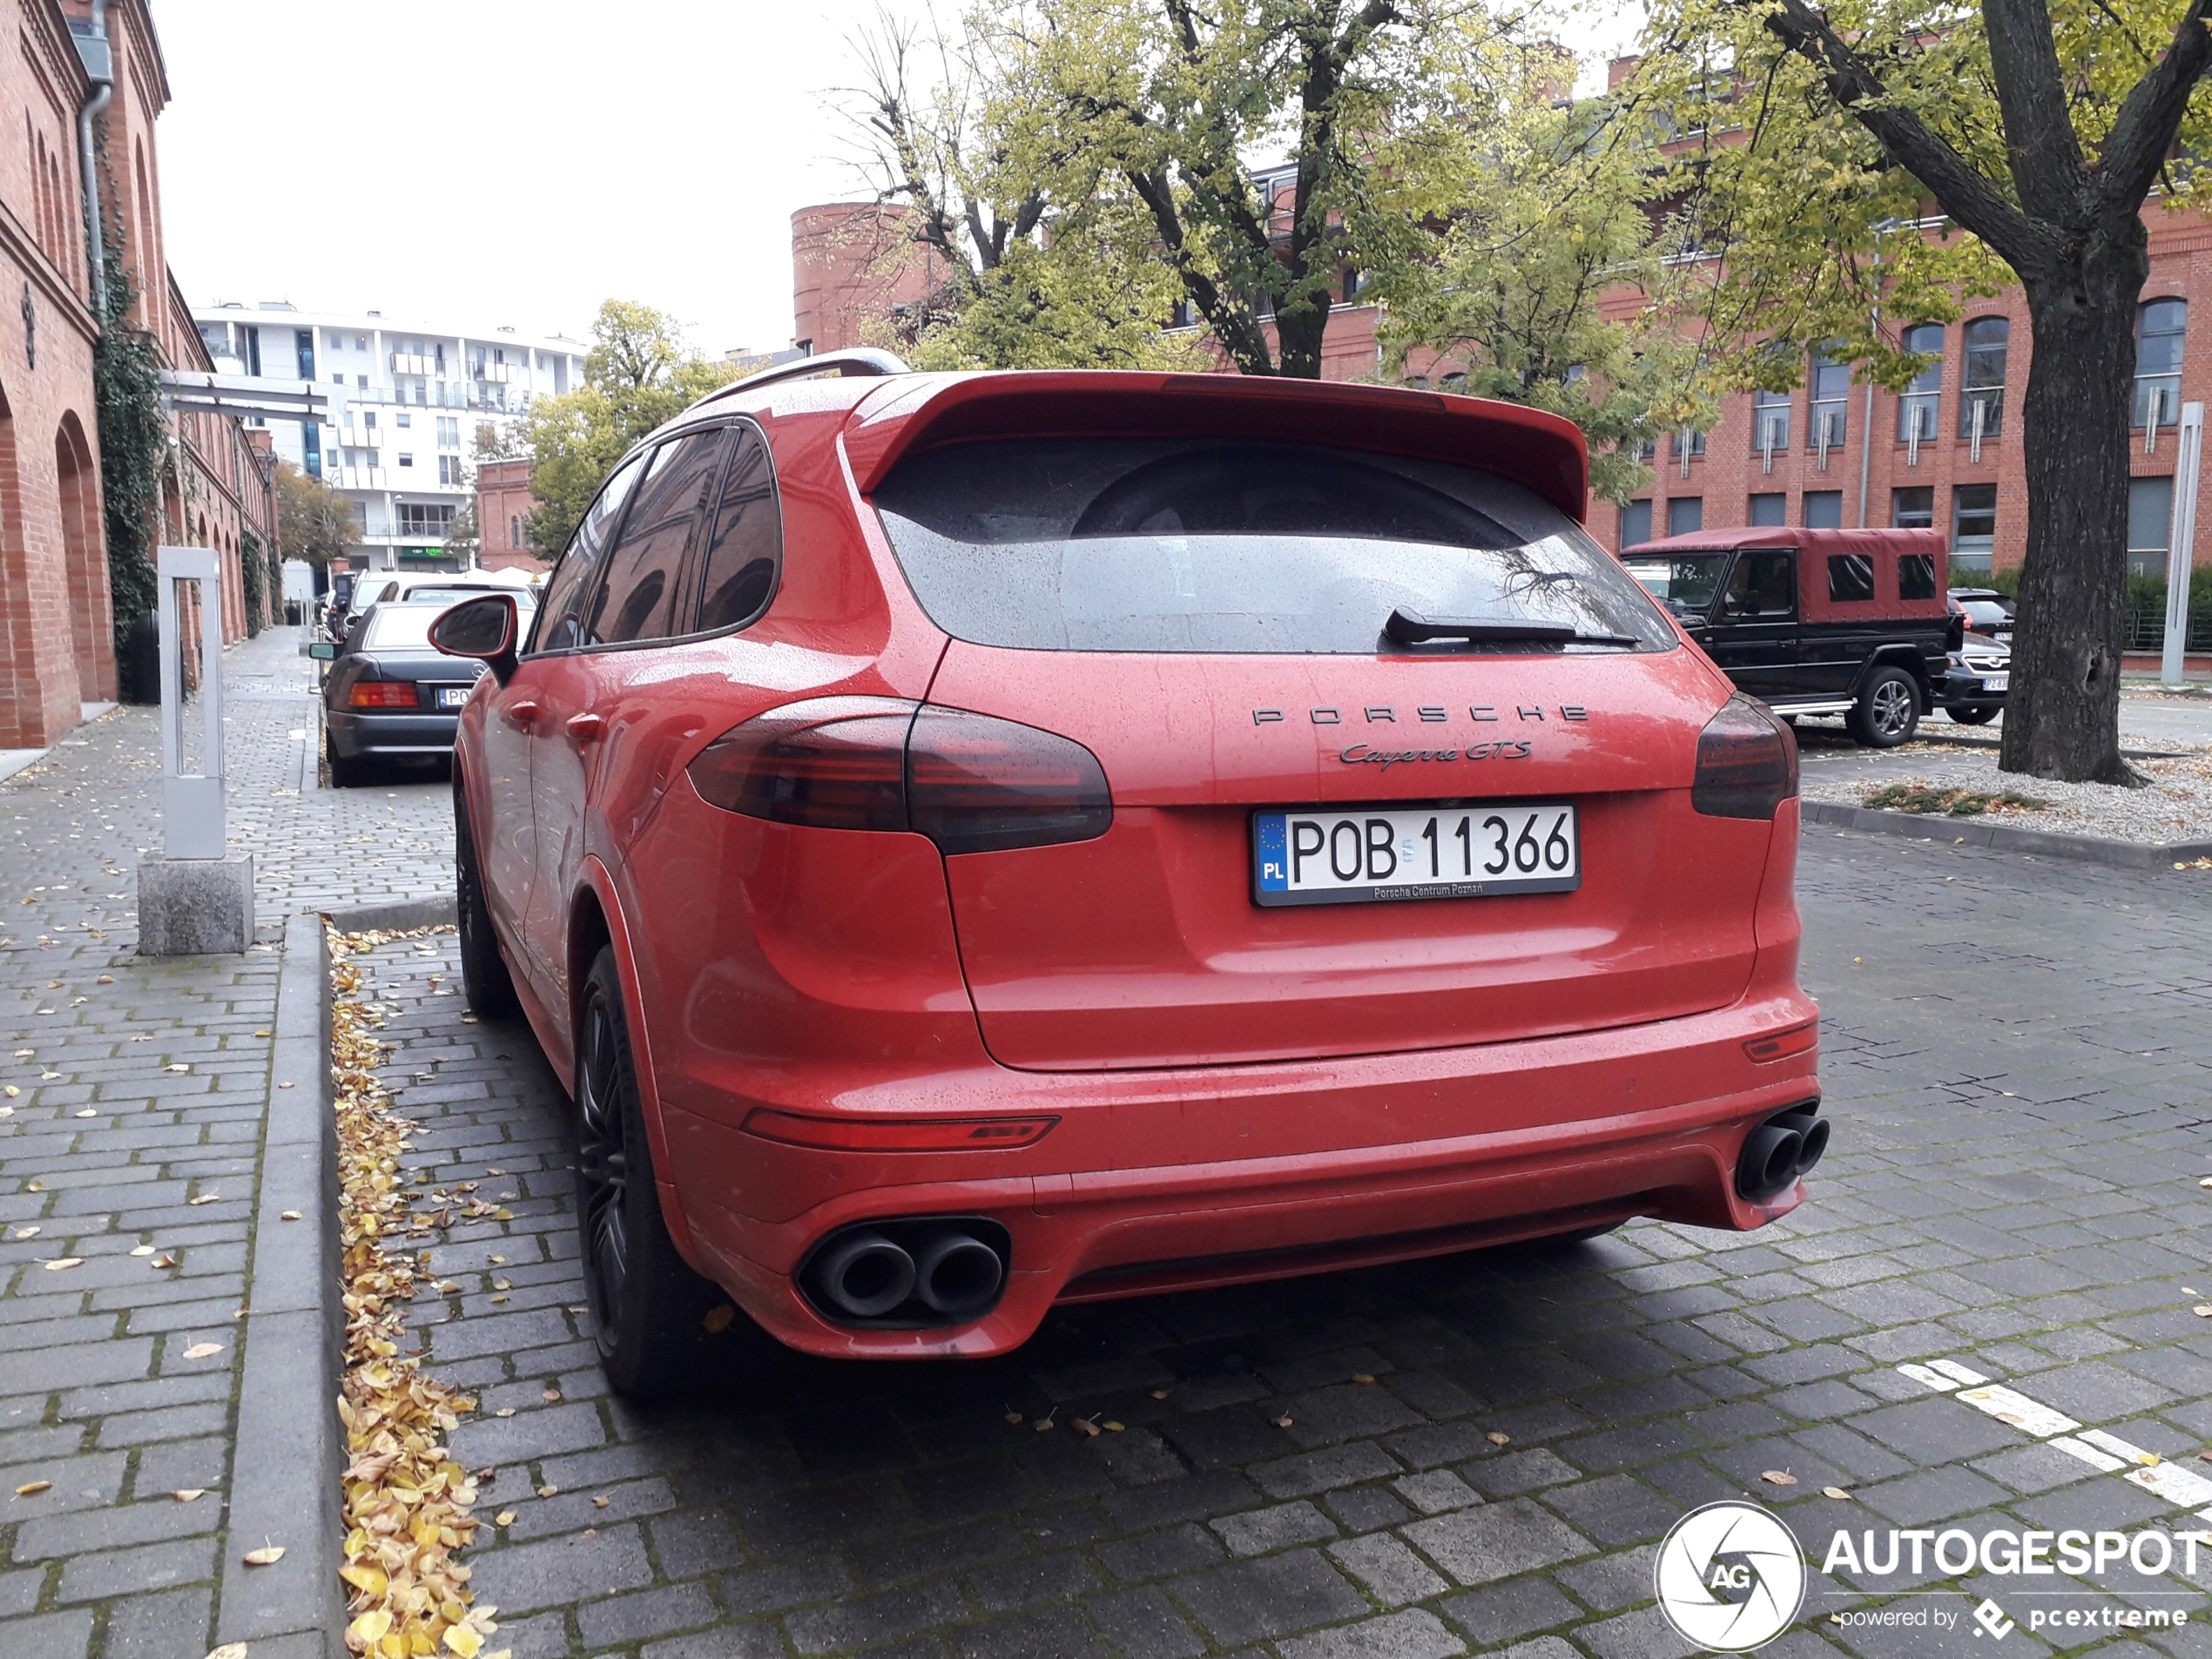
[274,462,356,568]
[1012,0,1519,377]
[520,300,735,554]
[1635,0,2212,784]
[443,502,480,566]
[1372,51,1710,503]
[840,12,1197,368]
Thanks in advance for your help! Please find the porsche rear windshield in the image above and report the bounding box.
[870,439,1674,654]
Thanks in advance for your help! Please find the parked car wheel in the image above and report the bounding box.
[575,948,745,1397]
[325,738,364,788]
[454,792,519,1019]
[1849,666,1921,747]
[1947,705,2000,725]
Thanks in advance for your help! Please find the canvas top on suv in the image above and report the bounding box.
[1623,525,1962,747]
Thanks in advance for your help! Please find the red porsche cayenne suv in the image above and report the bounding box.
[429,355,1824,1394]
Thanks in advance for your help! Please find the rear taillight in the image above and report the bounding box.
[1692,695,1797,819]
[347,680,421,709]
[688,698,1112,853]
[907,706,1110,854]
[688,698,914,829]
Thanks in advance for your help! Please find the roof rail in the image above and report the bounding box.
[701,347,911,407]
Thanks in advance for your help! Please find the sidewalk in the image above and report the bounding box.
[0,624,452,1659]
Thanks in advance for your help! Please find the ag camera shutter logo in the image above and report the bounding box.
[1654,1501,1808,1651]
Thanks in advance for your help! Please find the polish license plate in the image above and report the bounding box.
[1253,802,1581,907]
[436,686,471,709]
[1980,673,2008,692]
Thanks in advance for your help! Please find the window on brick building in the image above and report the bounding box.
[1952,483,1997,575]
[1749,492,1786,526]
[1666,496,1703,536]
[1803,489,1843,529]
[1669,428,1706,459]
[1891,486,1933,529]
[2128,475,2174,577]
[1753,387,1790,453]
[1620,500,1652,548]
[1959,319,2007,439]
[2134,300,2186,430]
[1898,324,1943,442]
[1809,348,1850,450]
[510,515,522,549]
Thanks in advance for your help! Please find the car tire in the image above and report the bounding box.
[454,791,520,1019]
[574,948,752,1397]
[1947,705,1999,725]
[1848,666,1920,748]
[325,738,363,788]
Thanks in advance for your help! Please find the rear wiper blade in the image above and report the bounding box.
[1385,607,1636,649]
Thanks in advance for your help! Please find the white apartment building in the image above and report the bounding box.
[190,300,588,574]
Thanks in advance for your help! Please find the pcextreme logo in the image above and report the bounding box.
[1653,1501,1808,1651]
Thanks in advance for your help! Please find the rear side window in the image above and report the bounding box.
[581,429,731,646]
[693,427,781,634]
[1827,554,1876,603]
[870,439,1673,654]
[1723,551,1796,618]
[1898,553,1937,600]
[532,453,647,653]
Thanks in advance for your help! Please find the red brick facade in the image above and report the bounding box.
[0,0,278,749]
[473,458,548,574]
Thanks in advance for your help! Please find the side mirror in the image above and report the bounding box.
[308,641,334,661]
[430,594,519,684]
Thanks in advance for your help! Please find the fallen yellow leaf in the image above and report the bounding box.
[242,1544,285,1566]
[1271,1415,1294,1428]
[1352,1373,1376,1385]
[1823,1486,1852,1500]
[1762,1470,1798,1487]
[703,1304,735,1333]
[280,1211,300,1221]
[346,1608,393,1649]
[1486,1431,1511,1446]
[445,1624,483,1658]
[43,1258,81,1271]
[14,1480,51,1496]
[206,1645,249,1659]
[592,1495,609,1508]
[536,1484,557,1498]
[182,1343,223,1361]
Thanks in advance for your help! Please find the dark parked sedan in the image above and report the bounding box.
[320,603,486,786]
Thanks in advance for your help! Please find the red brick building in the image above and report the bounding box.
[0,0,278,749]
[473,457,548,574]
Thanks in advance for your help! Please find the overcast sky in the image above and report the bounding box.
[155,0,1640,357]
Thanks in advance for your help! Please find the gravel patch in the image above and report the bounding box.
[1800,740,2212,845]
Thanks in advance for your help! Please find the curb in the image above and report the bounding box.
[1802,799,2212,870]
[324,895,455,934]
[215,912,347,1657]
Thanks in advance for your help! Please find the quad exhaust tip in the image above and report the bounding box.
[806,1217,1011,1326]
[1737,1102,1827,1201]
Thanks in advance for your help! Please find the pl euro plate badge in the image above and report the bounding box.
[1253,802,1581,907]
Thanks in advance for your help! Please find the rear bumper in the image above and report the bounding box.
[668,988,1820,1359]
[326,708,459,757]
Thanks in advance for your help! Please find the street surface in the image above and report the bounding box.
[2,625,2209,1657]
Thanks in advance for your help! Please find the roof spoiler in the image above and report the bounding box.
[698,347,910,408]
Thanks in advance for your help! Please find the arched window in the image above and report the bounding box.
[1959,319,2007,439]
[1897,323,1943,442]
[2135,299,2186,430]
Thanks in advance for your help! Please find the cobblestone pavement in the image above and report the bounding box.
[0,624,453,1659]
[347,831,2212,1659]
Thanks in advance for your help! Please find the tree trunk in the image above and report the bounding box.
[2000,235,2147,785]
[1275,298,1329,379]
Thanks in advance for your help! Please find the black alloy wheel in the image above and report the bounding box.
[573,948,753,1395]
[453,790,519,1018]
[1849,666,1921,749]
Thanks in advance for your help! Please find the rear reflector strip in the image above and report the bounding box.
[1742,1022,1817,1063]
[741,1109,1059,1151]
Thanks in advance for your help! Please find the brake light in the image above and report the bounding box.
[687,698,1112,853]
[1692,695,1797,819]
[1743,1022,1817,1063]
[907,706,1111,855]
[741,1109,1058,1150]
[687,697,914,829]
[347,680,421,709]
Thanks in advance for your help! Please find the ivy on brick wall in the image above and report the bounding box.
[91,245,165,701]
